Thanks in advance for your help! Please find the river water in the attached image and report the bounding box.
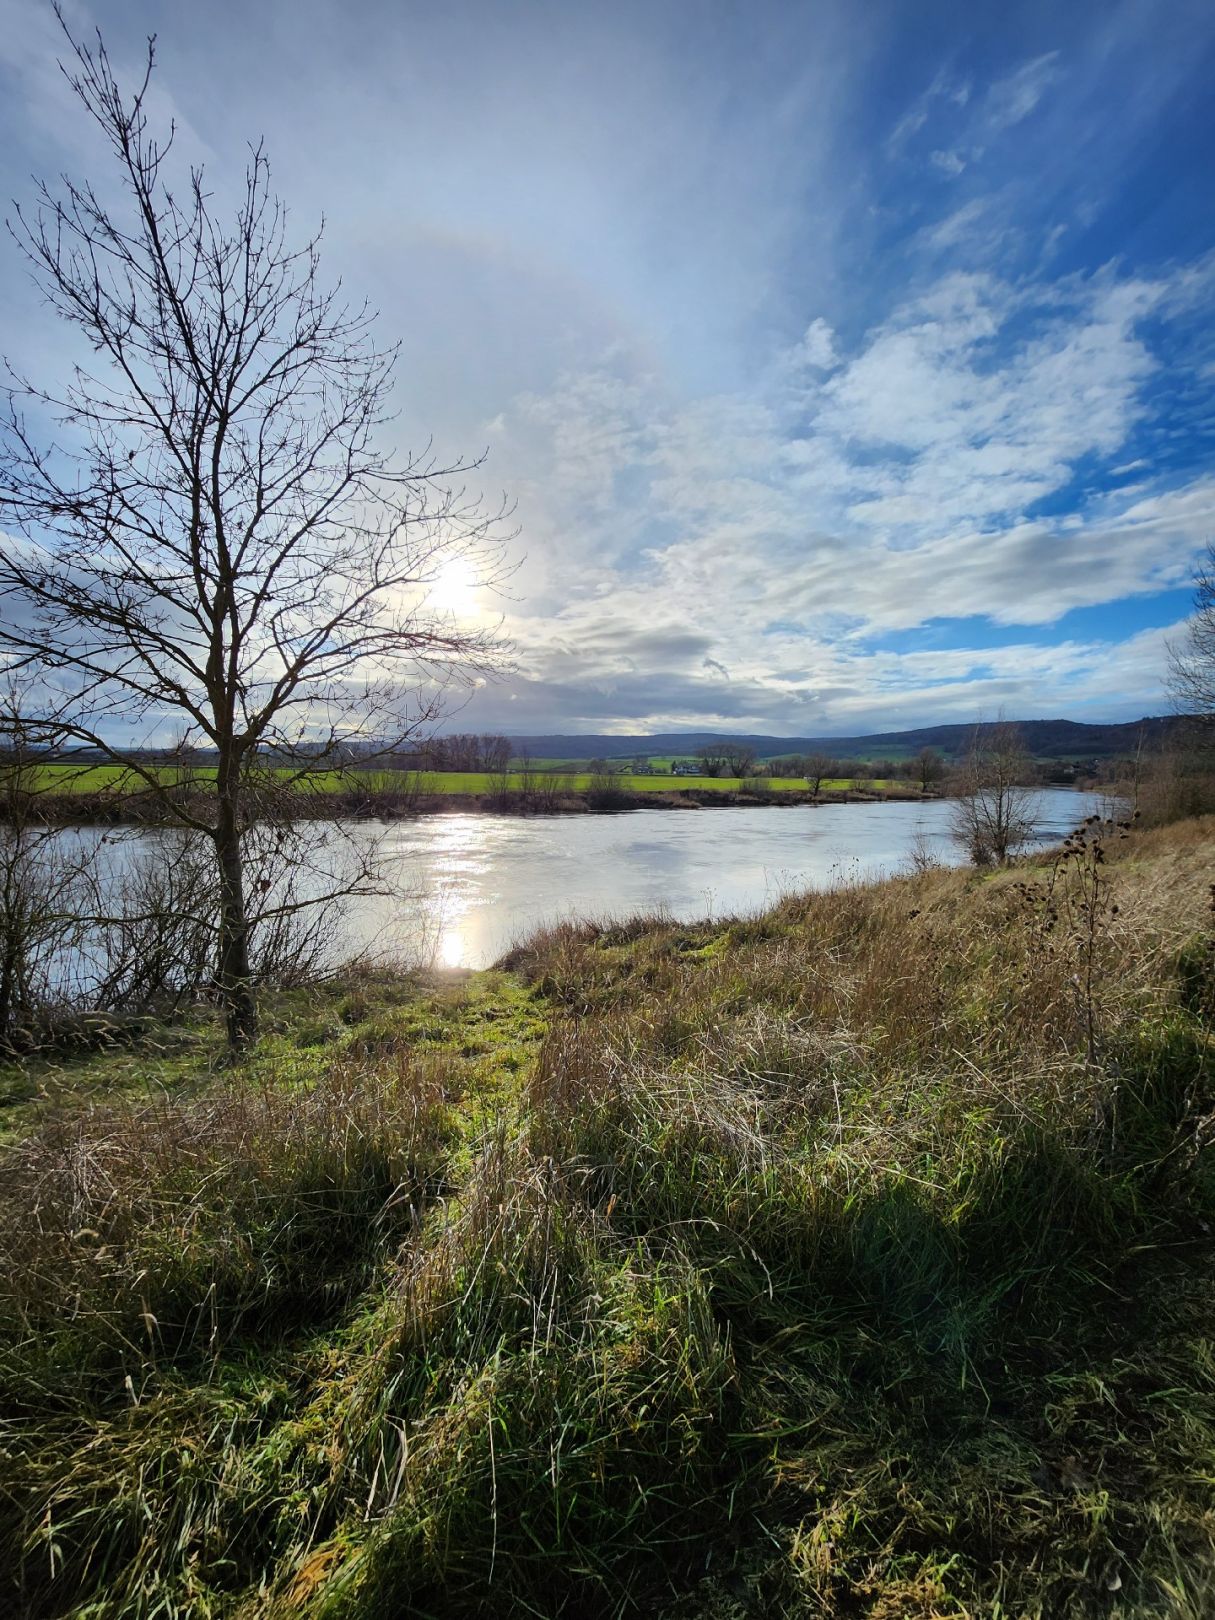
[332,788,1112,970]
[48,789,1112,979]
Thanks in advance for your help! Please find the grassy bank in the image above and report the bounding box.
[1,817,1212,1617]
[18,763,912,823]
[28,766,899,796]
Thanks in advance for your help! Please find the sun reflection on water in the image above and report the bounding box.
[413,817,507,970]
[438,924,469,969]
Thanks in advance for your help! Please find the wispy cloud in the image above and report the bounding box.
[930,148,968,177]
[985,51,1062,132]
[887,65,973,156]
[888,48,1061,181]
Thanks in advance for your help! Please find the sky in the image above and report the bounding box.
[1,0,1213,739]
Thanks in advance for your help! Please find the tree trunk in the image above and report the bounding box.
[214,800,257,1053]
[0,841,30,1051]
[0,941,18,1050]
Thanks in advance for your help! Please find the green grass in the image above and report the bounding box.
[27,761,203,792]
[28,763,902,798]
[416,772,898,794]
[2,817,1211,1616]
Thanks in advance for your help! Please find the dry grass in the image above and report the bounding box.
[0,816,1212,1617]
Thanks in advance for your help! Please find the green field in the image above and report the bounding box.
[27,763,900,797]
[27,762,221,793]
[406,772,897,795]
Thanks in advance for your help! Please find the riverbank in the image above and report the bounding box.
[2,815,1212,1617]
[12,778,929,825]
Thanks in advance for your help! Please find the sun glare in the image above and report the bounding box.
[428,555,479,617]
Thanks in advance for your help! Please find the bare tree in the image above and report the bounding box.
[0,21,509,1050]
[1168,542,1215,726]
[731,743,758,778]
[801,752,836,798]
[912,747,946,795]
[949,720,1037,866]
[698,741,756,778]
[479,734,512,773]
[428,731,510,772]
[517,747,543,809]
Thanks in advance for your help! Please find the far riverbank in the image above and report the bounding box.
[12,780,937,826]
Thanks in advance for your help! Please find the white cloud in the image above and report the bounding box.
[888,104,929,152]
[985,51,1062,132]
[810,271,1165,535]
[796,318,839,370]
[886,66,971,157]
[468,254,1209,732]
[888,51,1059,179]
[473,603,1181,734]
[918,199,995,254]
[930,149,967,177]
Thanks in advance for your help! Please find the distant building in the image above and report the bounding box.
[671,760,701,776]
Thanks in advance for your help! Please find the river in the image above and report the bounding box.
[332,788,1112,970]
[44,789,1113,981]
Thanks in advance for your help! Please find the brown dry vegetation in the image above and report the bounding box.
[0,817,1212,1618]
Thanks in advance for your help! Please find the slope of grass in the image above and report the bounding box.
[0,818,1212,1617]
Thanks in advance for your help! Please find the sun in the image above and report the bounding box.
[427,555,480,617]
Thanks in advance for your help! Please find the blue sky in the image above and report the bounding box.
[2,0,1213,736]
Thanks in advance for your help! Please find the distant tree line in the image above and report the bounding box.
[691,745,950,795]
[420,733,513,773]
[696,743,758,777]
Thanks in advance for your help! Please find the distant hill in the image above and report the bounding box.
[506,717,1175,764]
[38,716,1176,771]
